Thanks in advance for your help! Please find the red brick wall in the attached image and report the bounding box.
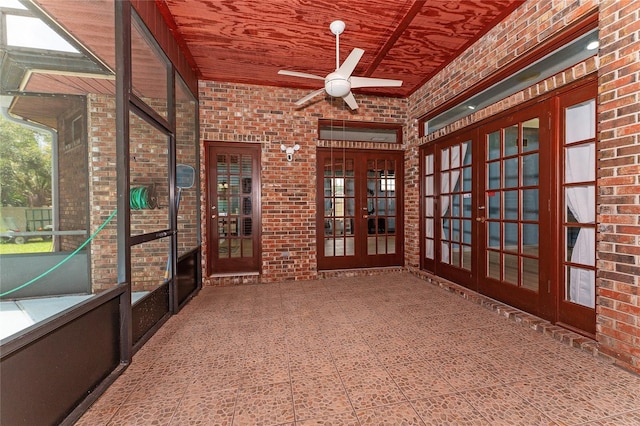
[199,82,407,285]
[87,94,119,292]
[57,100,88,251]
[597,0,640,374]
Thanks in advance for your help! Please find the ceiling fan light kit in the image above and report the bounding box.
[278,20,402,110]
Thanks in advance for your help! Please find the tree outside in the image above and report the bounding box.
[0,115,52,208]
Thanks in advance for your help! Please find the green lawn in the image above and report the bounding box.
[0,240,53,254]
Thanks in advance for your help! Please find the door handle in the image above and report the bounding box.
[212,215,217,219]
[363,215,368,219]
[475,217,486,223]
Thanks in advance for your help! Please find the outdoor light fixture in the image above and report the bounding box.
[280,143,300,162]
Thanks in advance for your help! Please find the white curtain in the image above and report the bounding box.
[440,143,468,263]
[565,142,595,308]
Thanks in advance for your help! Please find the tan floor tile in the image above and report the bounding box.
[73,405,119,426]
[340,366,406,410]
[292,372,353,421]
[508,376,610,424]
[375,345,425,365]
[288,349,337,380]
[462,385,556,425]
[241,352,290,386]
[76,272,640,426]
[170,387,237,425]
[356,401,426,425]
[295,410,360,426]
[125,368,192,404]
[233,382,294,425]
[107,396,181,425]
[558,367,640,415]
[430,353,503,392]
[386,361,457,399]
[411,394,490,426]
[584,409,640,425]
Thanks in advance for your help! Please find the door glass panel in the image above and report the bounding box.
[487,192,500,219]
[462,167,472,191]
[565,100,595,144]
[504,125,519,156]
[487,162,500,189]
[522,189,539,220]
[462,196,472,217]
[425,176,434,195]
[488,222,500,248]
[503,190,518,220]
[487,131,500,160]
[488,251,500,280]
[503,222,518,252]
[566,266,595,308]
[565,144,595,182]
[522,258,539,291]
[441,148,450,170]
[522,224,538,255]
[503,253,519,285]
[522,153,539,186]
[451,145,460,168]
[522,119,540,152]
[504,158,519,187]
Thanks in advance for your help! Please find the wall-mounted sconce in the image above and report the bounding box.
[280,144,300,162]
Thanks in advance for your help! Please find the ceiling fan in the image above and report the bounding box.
[278,20,403,110]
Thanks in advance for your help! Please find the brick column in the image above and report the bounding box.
[597,0,640,374]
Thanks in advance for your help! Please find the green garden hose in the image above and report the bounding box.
[0,209,117,298]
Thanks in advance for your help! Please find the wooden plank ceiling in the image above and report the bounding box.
[22,0,523,101]
[158,0,524,97]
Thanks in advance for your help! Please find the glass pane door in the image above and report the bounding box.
[478,105,550,317]
[216,153,254,260]
[558,84,597,336]
[207,142,260,274]
[484,119,540,291]
[317,149,403,270]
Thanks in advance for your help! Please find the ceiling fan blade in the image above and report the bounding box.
[278,70,325,81]
[342,92,358,110]
[295,88,325,105]
[336,48,364,77]
[350,76,403,88]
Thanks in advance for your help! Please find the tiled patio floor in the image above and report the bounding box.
[77,272,640,425]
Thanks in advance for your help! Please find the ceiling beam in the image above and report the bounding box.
[364,0,425,77]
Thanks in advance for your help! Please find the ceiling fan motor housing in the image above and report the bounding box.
[325,72,351,97]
